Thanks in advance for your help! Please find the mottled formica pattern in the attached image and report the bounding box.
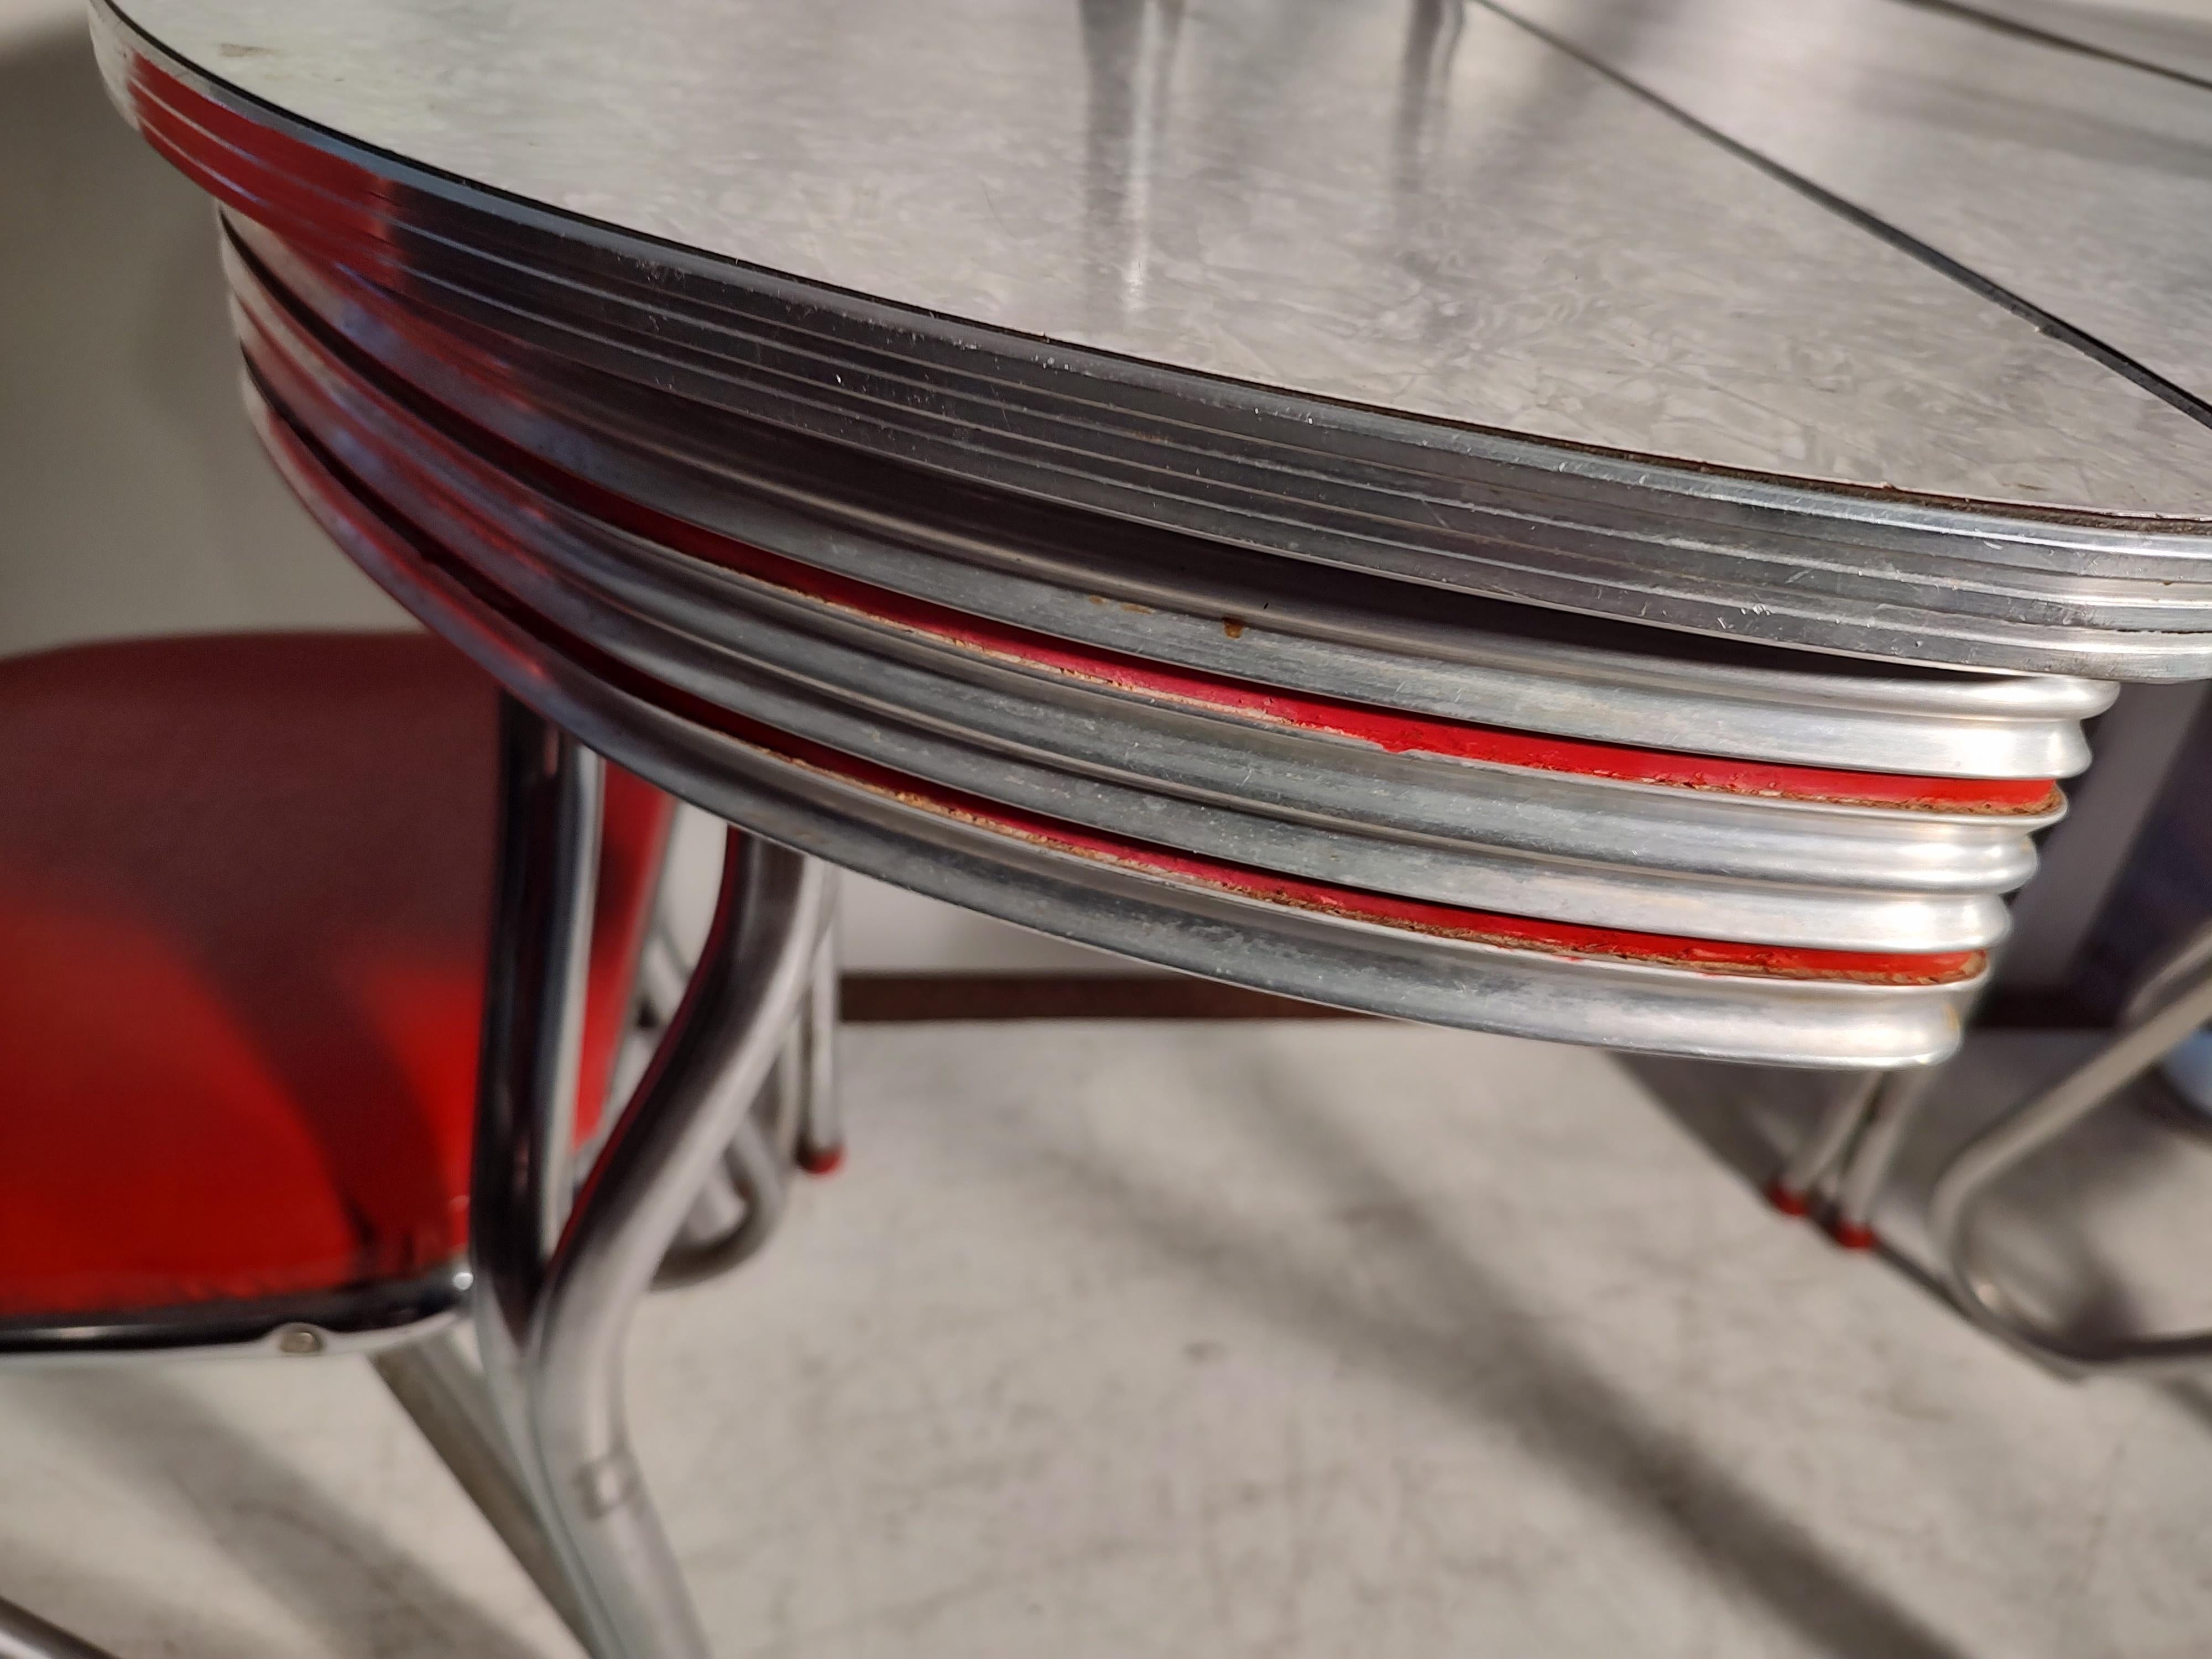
[1505,0,2212,507]
[117,0,2212,510]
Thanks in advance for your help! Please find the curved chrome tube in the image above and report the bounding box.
[515,833,822,1658]
[653,877,839,1286]
[1926,919,2212,1373]
[466,697,826,1656]
[472,697,605,1337]
[372,1334,594,1647]
[654,1114,789,1291]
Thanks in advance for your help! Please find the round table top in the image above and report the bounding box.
[95,0,2197,1062]
[99,0,2212,521]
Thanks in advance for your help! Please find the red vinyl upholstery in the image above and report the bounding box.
[0,634,675,1319]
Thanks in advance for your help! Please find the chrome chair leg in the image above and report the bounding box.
[372,1333,593,1646]
[664,1155,749,1267]
[1767,1070,1884,1217]
[797,907,843,1176]
[473,696,606,1328]
[655,1115,789,1290]
[651,865,836,1286]
[519,832,823,1658]
[1828,1066,1940,1249]
[0,1596,121,1659]
[635,920,691,1033]
[1927,917,2212,1374]
[471,708,826,1659]
[468,698,613,1642]
[643,831,838,1256]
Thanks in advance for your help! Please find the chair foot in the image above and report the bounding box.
[1761,1177,1812,1217]
[796,1144,845,1177]
[1825,1216,1877,1251]
[1828,1067,1937,1247]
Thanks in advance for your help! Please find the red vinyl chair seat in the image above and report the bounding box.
[0,633,672,1321]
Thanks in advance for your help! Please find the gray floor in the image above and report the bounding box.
[4,1020,2210,1658]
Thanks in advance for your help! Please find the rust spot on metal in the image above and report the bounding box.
[1222,616,1247,639]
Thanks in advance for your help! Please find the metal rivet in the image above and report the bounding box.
[274,1324,326,1356]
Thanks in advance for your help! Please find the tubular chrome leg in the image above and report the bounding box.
[1766,1070,1882,1216]
[0,1597,119,1659]
[468,696,620,1650]
[655,1116,789,1290]
[474,696,604,1332]
[635,920,691,1032]
[797,907,843,1176]
[665,1157,748,1265]
[1828,1066,1940,1249]
[645,841,832,1176]
[372,1334,592,1646]
[1927,925,2212,1374]
[651,852,837,1287]
[763,1028,806,1164]
[489,831,823,1658]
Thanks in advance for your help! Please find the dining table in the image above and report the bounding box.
[69,0,2212,1651]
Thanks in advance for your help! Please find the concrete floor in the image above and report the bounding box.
[3,1021,2210,1658]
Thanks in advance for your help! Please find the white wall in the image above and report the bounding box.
[0,3,409,655]
[0,5,1146,973]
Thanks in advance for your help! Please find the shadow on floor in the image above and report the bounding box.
[1623,1035,2212,1351]
[0,1531,278,1659]
[11,1370,555,1659]
[999,1046,1977,1659]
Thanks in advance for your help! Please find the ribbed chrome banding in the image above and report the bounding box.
[97,9,2161,1064]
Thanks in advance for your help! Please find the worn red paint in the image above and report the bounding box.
[261,392,1984,990]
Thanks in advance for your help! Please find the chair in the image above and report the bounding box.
[0,630,836,1653]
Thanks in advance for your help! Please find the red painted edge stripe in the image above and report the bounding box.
[252,386,1985,989]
